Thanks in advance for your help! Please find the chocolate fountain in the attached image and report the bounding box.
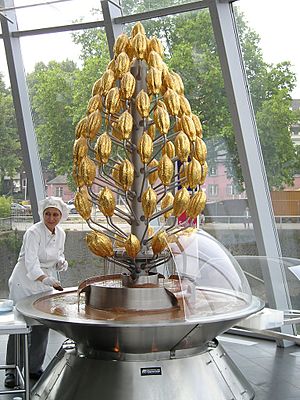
[17,22,263,400]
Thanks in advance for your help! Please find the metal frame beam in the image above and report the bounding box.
[209,0,295,343]
[101,0,123,58]
[0,0,45,222]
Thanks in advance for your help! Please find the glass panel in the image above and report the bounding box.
[11,0,103,30]
[18,27,109,213]
[19,31,81,72]
[0,40,8,83]
[121,0,200,15]
[235,3,300,262]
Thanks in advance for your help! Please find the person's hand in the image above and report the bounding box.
[42,276,63,291]
[56,258,68,272]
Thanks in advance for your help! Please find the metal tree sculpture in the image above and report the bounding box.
[72,22,207,279]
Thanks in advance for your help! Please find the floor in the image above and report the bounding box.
[0,330,300,399]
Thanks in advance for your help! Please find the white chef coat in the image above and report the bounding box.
[9,221,66,302]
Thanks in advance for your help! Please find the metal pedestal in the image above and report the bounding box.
[31,340,254,400]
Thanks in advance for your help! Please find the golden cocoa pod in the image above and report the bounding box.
[114,234,125,248]
[120,72,136,100]
[114,51,130,79]
[126,40,135,59]
[163,71,179,92]
[119,159,134,191]
[86,231,114,258]
[163,88,181,116]
[92,78,103,96]
[161,61,169,75]
[173,187,190,217]
[161,192,174,219]
[79,156,96,187]
[179,95,192,116]
[191,114,203,137]
[179,162,189,188]
[193,137,207,165]
[112,163,121,185]
[73,136,88,162]
[136,89,150,118]
[141,187,157,218]
[72,168,85,189]
[160,82,168,96]
[98,187,115,217]
[147,123,156,140]
[181,114,196,142]
[87,109,102,140]
[200,161,208,185]
[147,67,162,95]
[148,50,163,70]
[75,117,88,139]
[158,154,174,186]
[187,158,202,189]
[162,141,175,159]
[113,33,129,55]
[94,133,112,164]
[131,22,146,37]
[148,159,159,185]
[175,131,190,162]
[138,133,153,164]
[101,69,115,96]
[172,72,184,95]
[111,122,123,141]
[174,117,182,132]
[151,231,168,255]
[153,104,170,135]
[74,188,92,220]
[132,32,147,59]
[105,87,120,115]
[148,36,164,58]
[186,191,206,219]
[107,59,115,72]
[125,234,141,259]
[116,110,133,140]
[87,94,102,115]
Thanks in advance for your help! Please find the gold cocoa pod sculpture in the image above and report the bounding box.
[72,22,208,277]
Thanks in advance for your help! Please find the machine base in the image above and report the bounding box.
[32,340,254,400]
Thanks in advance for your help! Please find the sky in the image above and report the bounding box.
[237,0,300,99]
[1,0,300,98]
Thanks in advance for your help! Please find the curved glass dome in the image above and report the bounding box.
[163,228,253,322]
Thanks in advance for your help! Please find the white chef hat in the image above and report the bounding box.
[38,196,69,222]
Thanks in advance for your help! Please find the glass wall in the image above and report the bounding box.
[2,0,300,320]
[234,0,300,313]
[121,0,200,15]
[13,0,104,30]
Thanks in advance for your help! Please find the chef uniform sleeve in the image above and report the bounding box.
[24,230,45,281]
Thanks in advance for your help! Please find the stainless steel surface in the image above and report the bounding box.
[87,284,177,311]
[17,289,263,355]
[31,341,254,400]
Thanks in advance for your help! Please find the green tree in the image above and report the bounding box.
[0,196,11,217]
[0,74,21,194]
[27,60,78,175]
[141,9,298,189]
[256,90,299,188]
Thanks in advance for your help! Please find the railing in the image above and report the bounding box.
[1,214,300,232]
[0,217,12,231]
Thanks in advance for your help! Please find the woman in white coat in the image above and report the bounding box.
[4,196,69,388]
